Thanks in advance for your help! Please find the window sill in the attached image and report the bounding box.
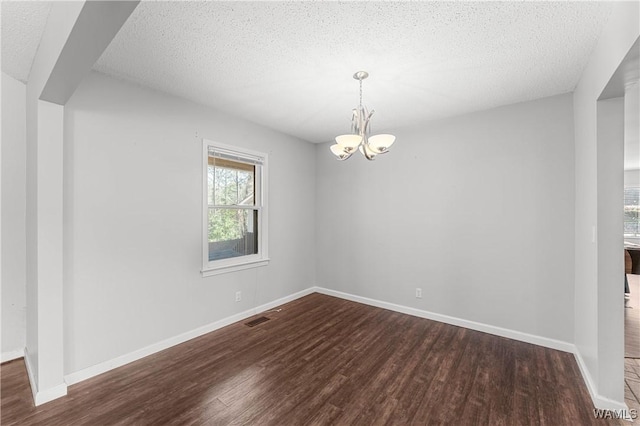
[201,258,270,277]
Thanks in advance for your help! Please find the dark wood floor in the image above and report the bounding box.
[0,293,624,425]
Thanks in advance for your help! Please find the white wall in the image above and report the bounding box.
[624,170,639,187]
[625,81,640,246]
[573,1,639,409]
[63,72,316,374]
[316,93,575,344]
[1,72,27,360]
[623,82,639,247]
[596,97,624,402]
[624,81,639,171]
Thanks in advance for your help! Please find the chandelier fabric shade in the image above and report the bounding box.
[330,71,396,161]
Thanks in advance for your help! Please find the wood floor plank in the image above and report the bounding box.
[1,293,624,425]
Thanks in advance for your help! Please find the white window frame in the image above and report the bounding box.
[202,139,269,276]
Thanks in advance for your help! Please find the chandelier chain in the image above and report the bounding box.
[359,79,363,107]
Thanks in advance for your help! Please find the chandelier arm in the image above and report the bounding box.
[356,109,372,150]
[363,146,376,161]
[338,151,353,161]
[363,109,374,138]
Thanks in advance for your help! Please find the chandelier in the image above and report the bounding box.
[330,71,396,161]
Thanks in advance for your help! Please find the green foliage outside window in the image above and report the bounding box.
[208,163,255,243]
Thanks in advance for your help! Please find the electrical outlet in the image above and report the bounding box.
[415,288,422,299]
[235,291,242,302]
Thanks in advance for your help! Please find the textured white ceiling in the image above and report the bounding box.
[1,1,51,83]
[2,1,613,144]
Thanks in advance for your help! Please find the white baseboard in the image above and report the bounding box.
[314,286,575,353]
[24,347,39,402]
[573,349,629,412]
[1,348,24,363]
[24,347,68,406]
[64,287,315,386]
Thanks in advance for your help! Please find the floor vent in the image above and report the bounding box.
[245,316,270,327]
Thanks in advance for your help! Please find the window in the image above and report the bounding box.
[202,140,268,276]
[625,186,640,237]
